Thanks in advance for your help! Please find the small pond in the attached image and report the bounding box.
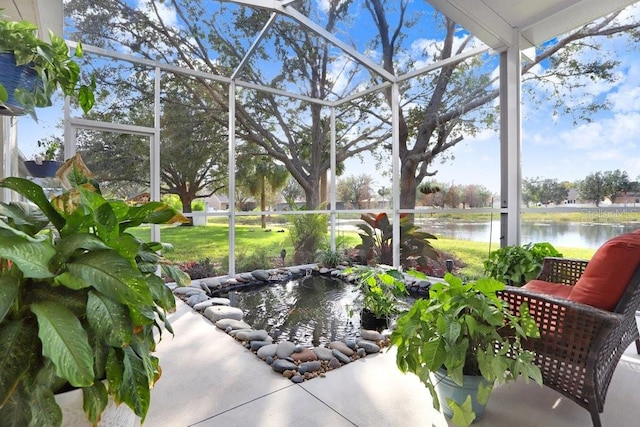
[222,275,398,347]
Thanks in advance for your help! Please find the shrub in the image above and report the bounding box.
[316,248,345,268]
[484,242,563,286]
[289,209,328,264]
[178,258,219,279]
[355,212,438,268]
[224,248,274,272]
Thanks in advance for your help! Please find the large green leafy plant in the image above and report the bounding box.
[390,273,542,426]
[355,213,438,268]
[484,242,562,286]
[0,155,189,425]
[0,11,95,119]
[347,265,408,319]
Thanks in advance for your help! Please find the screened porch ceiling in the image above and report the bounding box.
[2,1,638,97]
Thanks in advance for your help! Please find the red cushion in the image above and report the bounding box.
[568,233,640,311]
[523,280,573,299]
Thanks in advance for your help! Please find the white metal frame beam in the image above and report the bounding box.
[499,29,523,246]
[223,0,396,82]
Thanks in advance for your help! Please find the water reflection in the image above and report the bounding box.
[423,220,640,249]
[229,276,361,347]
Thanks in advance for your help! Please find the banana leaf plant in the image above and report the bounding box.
[355,212,438,268]
[0,155,190,426]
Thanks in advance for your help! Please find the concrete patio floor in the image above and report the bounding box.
[144,299,640,426]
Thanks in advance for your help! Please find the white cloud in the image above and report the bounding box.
[136,0,177,27]
[586,148,622,161]
[556,113,640,155]
[560,121,604,150]
[623,156,640,180]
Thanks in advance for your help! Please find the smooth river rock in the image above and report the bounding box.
[328,357,341,369]
[186,293,208,306]
[214,318,251,331]
[257,344,278,360]
[276,341,297,359]
[312,346,334,361]
[251,269,270,281]
[299,361,322,373]
[173,286,206,296]
[235,329,269,342]
[357,339,381,354]
[271,359,298,373]
[360,329,384,341]
[329,341,354,356]
[200,277,222,290]
[204,306,244,323]
[250,340,273,351]
[290,348,318,362]
[332,349,351,364]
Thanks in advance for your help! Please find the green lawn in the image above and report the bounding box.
[132,223,596,278]
[431,236,596,279]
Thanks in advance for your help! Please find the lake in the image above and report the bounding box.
[423,219,640,249]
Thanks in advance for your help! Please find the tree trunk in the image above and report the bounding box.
[180,194,195,226]
[304,185,321,210]
[319,171,327,206]
[400,162,418,211]
[260,179,266,228]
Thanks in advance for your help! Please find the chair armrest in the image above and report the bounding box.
[538,257,588,286]
[498,286,623,358]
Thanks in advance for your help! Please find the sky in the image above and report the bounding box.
[16,1,640,195]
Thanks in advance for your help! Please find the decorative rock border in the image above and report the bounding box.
[167,264,435,383]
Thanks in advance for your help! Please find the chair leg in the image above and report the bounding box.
[636,338,640,354]
[590,411,602,427]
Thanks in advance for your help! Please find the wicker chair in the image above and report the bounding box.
[499,257,640,427]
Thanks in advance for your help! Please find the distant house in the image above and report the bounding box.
[613,193,639,205]
[566,188,579,204]
[203,194,230,211]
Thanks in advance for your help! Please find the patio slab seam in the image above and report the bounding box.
[188,383,297,426]
[295,383,359,427]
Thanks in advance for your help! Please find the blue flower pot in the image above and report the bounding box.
[24,160,62,178]
[433,369,492,422]
[0,53,38,116]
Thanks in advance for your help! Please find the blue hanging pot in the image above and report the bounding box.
[24,160,63,178]
[0,52,38,116]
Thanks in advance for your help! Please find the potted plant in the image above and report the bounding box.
[347,265,408,330]
[24,139,64,178]
[484,242,562,286]
[390,272,542,426]
[0,155,190,425]
[0,11,95,119]
[191,200,207,226]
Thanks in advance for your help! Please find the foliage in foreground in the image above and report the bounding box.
[391,273,542,425]
[0,155,189,425]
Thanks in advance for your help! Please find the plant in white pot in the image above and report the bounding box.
[0,10,95,119]
[390,273,542,426]
[0,155,190,425]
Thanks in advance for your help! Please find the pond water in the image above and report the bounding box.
[227,275,363,347]
[423,220,640,249]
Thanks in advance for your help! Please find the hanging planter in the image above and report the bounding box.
[23,159,63,177]
[0,16,96,120]
[0,53,38,116]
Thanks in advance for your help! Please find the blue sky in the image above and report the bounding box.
[17,1,640,194]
